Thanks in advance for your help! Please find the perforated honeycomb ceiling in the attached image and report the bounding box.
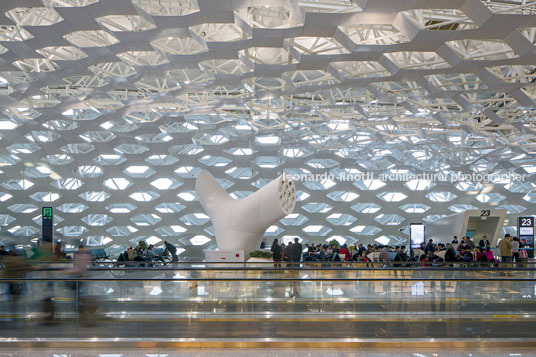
[1,0,536,257]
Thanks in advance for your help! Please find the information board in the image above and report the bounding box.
[518,216,534,258]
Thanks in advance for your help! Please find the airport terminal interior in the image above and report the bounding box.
[1,0,536,355]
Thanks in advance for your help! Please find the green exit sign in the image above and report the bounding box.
[42,207,53,219]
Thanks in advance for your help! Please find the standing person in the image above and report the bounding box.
[291,238,302,267]
[126,246,135,261]
[163,241,178,263]
[271,239,281,268]
[499,234,513,266]
[452,236,459,245]
[425,239,434,260]
[280,243,287,265]
[512,237,520,263]
[479,235,490,248]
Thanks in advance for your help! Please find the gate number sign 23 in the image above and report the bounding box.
[521,218,533,227]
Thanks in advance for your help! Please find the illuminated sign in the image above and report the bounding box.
[42,207,53,219]
[42,207,53,244]
[410,223,425,249]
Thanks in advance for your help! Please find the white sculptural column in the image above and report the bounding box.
[195,170,296,253]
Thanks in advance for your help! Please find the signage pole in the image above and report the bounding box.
[518,216,534,258]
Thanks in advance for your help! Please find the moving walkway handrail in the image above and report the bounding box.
[1,276,535,282]
[20,260,536,264]
[13,265,536,271]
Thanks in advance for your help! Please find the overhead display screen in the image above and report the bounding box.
[410,223,425,249]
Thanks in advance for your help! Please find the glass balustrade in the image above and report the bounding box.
[1,264,535,339]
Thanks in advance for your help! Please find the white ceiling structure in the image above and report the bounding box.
[1,0,536,255]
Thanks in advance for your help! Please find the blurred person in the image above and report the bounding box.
[30,241,56,323]
[53,241,67,261]
[452,236,459,244]
[0,245,9,256]
[31,241,53,263]
[2,250,31,322]
[64,245,95,325]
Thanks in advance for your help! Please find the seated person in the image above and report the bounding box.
[483,246,496,262]
[444,243,457,262]
[338,244,350,261]
[461,247,474,262]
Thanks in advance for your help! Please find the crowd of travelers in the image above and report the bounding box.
[414,234,529,264]
[271,238,410,265]
[116,240,178,266]
[270,234,530,266]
